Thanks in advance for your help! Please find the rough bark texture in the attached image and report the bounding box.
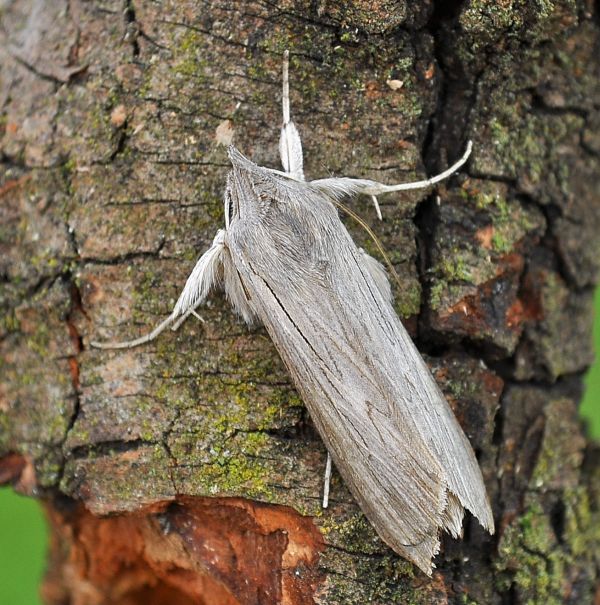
[1,1,600,604]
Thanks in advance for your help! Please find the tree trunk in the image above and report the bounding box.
[1,1,599,603]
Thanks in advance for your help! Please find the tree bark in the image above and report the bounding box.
[1,1,600,603]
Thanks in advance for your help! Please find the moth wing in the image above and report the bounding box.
[359,248,393,305]
[233,265,449,573]
[226,162,493,574]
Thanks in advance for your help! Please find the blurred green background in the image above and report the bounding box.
[581,289,600,439]
[1,291,599,604]
[0,490,47,605]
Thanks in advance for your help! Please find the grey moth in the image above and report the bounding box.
[93,52,494,575]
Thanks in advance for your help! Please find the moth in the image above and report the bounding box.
[93,52,494,575]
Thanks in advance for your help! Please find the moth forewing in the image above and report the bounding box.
[224,150,493,575]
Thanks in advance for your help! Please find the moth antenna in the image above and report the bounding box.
[322,451,332,509]
[328,197,404,293]
[90,230,225,350]
[279,50,304,179]
[370,195,383,221]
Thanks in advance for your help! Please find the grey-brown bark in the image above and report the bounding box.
[1,1,599,604]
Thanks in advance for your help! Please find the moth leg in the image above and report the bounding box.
[362,140,472,195]
[90,312,179,350]
[322,451,333,509]
[170,304,206,332]
[171,229,226,317]
[90,230,225,350]
[309,141,472,198]
[281,49,291,127]
[279,50,304,180]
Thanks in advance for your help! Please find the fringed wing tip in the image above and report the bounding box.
[441,491,465,539]
[407,489,494,575]
[404,534,439,577]
[461,493,495,536]
[443,489,495,539]
[477,509,496,535]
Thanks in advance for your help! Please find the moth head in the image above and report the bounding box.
[226,146,285,222]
